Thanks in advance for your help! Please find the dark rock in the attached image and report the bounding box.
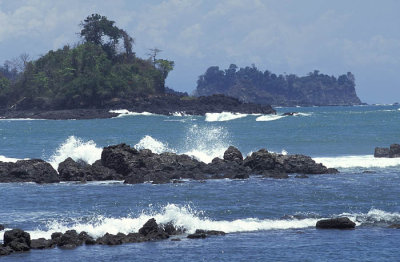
[244,149,276,172]
[78,231,95,245]
[316,217,356,229]
[0,159,59,183]
[58,157,89,181]
[162,222,186,235]
[187,232,207,239]
[388,224,400,229]
[282,112,297,116]
[389,144,400,158]
[138,218,169,240]
[223,146,243,163]
[262,169,288,179]
[170,238,181,241]
[295,174,309,178]
[0,224,4,230]
[0,246,13,256]
[194,229,226,236]
[96,233,127,245]
[57,230,83,248]
[101,143,140,176]
[374,147,390,158]
[3,229,31,252]
[89,160,123,181]
[30,238,55,249]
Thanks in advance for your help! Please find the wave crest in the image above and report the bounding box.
[205,112,247,122]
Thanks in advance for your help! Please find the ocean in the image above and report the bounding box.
[1,105,400,261]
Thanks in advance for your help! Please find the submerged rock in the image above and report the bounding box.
[316,217,356,229]
[187,229,226,239]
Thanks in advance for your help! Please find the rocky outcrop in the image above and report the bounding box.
[316,217,356,229]
[2,229,31,255]
[187,229,226,239]
[0,160,59,183]
[0,145,337,185]
[374,144,400,158]
[0,94,276,120]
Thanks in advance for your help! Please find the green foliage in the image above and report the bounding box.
[0,14,174,109]
[196,65,360,106]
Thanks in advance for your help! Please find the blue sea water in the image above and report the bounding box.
[0,105,400,261]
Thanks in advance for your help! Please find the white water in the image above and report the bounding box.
[109,109,154,117]
[2,205,398,243]
[134,135,175,154]
[256,115,285,121]
[0,155,25,163]
[205,112,248,122]
[313,155,400,169]
[48,136,103,170]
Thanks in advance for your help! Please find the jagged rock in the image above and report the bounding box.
[78,231,96,245]
[0,246,13,256]
[138,218,169,240]
[389,144,400,158]
[316,217,355,229]
[0,160,59,183]
[96,233,128,245]
[244,149,276,172]
[58,157,89,181]
[187,229,225,239]
[56,230,83,248]
[223,146,243,163]
[3,229,31,252]
[101,143,140,175]
[374,147,390,158]
[162,222,186,235]
[30,238,55,249]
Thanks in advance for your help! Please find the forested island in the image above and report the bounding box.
[0,14,274,119]
[195,65,362,106]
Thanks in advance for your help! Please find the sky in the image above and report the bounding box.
[0,0,399,104]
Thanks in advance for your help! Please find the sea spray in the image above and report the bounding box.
[256,115,286,121]
[48,136,102,170]
[134,135,175,154]
[109,109,154,117]
[181,124,231,163]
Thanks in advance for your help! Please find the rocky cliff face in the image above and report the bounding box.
[196,65,362,106]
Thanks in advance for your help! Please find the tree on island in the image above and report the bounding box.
[0,14,174,110]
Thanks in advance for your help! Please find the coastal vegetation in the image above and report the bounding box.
[196,65,362,106]
[0,14,174,109]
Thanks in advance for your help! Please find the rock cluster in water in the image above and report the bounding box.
[374,144,400,158]
[0,145,338,184]
[0,218,221,257]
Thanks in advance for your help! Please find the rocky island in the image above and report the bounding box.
[196,65,362,106]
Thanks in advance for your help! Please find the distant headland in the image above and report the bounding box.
[195,65,362,106]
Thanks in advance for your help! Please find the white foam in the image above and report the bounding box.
[48,136,102,170]
[171,112,188,117]
[256,115,285,121]
[205,112,247,122]
[293,112,312,117]
[134,135,175,154]
[313,155,400,169]
[340,209,400,226]
[0,155,26,163]
[181,125,230,163]
[2,204,320,241]
[109,109,154,117]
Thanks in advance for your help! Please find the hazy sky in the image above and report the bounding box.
[1,0,399,103]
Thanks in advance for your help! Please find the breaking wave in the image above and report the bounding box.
[205,112,248,122]
[256,115,285,121]
[48,136,103,170]
[2,205,398,243]
[313,155,400,169]
[109,109,154,117]
[134,135,175,154]
[0,155,26,163]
